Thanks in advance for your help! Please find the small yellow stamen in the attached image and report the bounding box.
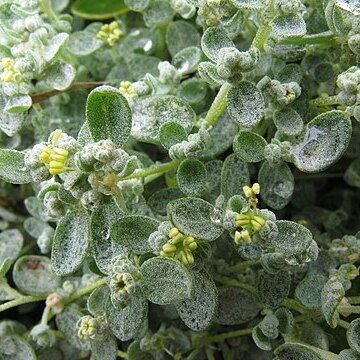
[96,21,124,47]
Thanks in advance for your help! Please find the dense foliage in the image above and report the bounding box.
[0,0,360,359]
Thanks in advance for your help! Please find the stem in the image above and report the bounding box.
[348,296,360,305]
[228,260,260,273]
[41,306,52,325]
[338,305,360,314]
[117,350,128,359]
[204,82,232,127]
[309,95,340,107]
[119,159,181,181]
[0,294,46,313]
[62,277,107,306]
[278,31,335,46]
[283,298,308,315]
[31,82,106,104]
[338,319,351,330]
[199,327,253,344]
[251,24,272,51]
[213,275,257,295]
[19,240,37,256]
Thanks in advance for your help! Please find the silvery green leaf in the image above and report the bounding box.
[347,319,360,354]
[91,201,124,274]
[227,81,265,127]
[275,307,294,334]
[274,108,304,136]
[140,257,193,305]
[0,335,36,360]
[344,158,360,187]
[0,229,23,273]
[56,304,91,351]
[258,161,294,210]
[252,326,272,351]
[295,274,327,310]
[111,215,159,254]
[87,285,109,316]
[215,287,260,325]
[298,322,329,351]
[176,270,218,331]
[125,0,150,11]
[221,154,250,200]
[106,288,148,341]
[321,278,345,328]
[52,209,90,276]
[270,220,313,257]
[201,27,235,63]
[148,188,184,216]
[0,108,27,136]
[131,95,194,144]
[43,62,76,91]
[0,149,31,184]
[4,94,32,113]
[143,0,175,27]
[172,47,202,75]
[201,111,238,159]
[233,131,267,163]
[177,159,207,197]
[166,20,201,57]
[271,14,307,39]
[274,342,340,360]
[339,349,360,360]
[13,255,60,295]
[77,121,93,146]
[86,85,132,148]
[91,333,117,360]
[68,31,103,56]
[335,0,360,15]
[44,33,69,63]
[198,61,225,86]
[258,270,290,309]
[229,0,263,9]
[293,111,352,173]
[159,122,187,150]
[167,197,223,241]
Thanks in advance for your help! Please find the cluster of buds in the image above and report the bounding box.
[77,315,106,341]
[96,21,124,47]
[119,81,137,101]
[0,58,20,83]
[160,227,198,266]
[108,255,142,308]
[234,183,267,245]
[40,130,70,175]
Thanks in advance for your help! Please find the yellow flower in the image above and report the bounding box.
[96,21,124,47]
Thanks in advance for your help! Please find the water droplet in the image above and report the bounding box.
[179,60,189,73]
[211,207,224,224]
[143,40,152,52]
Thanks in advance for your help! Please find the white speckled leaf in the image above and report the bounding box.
[140,257,193,305]
[0,149,31,184]
[52,209,90,276]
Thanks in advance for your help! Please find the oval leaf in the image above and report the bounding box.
[71,0,128,19]
[167,197,223,241]
[86,85,132,148]
[140,257,193,305]
[177,159,207,196]
[258,161,294,210]
[233,131,267,163]
[0,149,31,184]
[176,270,218,331]
[52,209,90,276]
[293,111,352,173]
[227,81,265,127]
[13,255,60,295]
[111,215,159,254]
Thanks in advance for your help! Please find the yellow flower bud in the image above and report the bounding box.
[169,227,180,238]
[252,183,260,194]
[162,243,177,253]
[243,185,253,198]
